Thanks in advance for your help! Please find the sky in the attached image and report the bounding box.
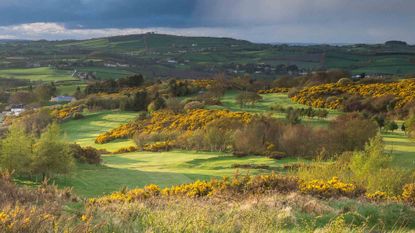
[0,0,414,44]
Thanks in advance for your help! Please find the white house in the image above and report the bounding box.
[3,105,25,116]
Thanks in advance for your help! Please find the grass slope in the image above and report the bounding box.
[55,151,299,197]
[383,131,415,168]
[61,110,137,152]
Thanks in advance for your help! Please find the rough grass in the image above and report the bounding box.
[0,67,76,81]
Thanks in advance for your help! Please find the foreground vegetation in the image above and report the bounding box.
[2,170,415,232]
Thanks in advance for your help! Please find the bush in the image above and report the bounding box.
[299,177,363,198]
[183,101,204,110]
[90,173,299,205]
[72,112,85,120]
[403,183,415,206]
[70,144,102,164]
[231,164,271,170]
[113,146,139,154]
[143,141,173,152]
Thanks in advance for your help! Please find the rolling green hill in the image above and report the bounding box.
[0,34,414,80]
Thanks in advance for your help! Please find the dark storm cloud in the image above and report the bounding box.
[0,0,198,28]
[0,0,414,43]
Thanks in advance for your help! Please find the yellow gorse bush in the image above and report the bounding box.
[402,183,415,206]
[291,79,415,110]
[299,177,361,198]
[89,173,299,205]
[365,191,400,202]
[0,206,58,232]
[96,109,253,144]
[51,106,83,121]
[258,87,290,94]
[142,141,174,152]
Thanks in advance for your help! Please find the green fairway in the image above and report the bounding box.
[55,151,299,197]
[208,91,341,127]
[61,110,138,152]
[0,67,76,81]
[383,131,415,168]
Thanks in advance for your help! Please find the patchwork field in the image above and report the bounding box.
[76,67,136,80]
[0,67,76,81]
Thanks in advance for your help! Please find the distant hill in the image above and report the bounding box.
[0,33,414,78]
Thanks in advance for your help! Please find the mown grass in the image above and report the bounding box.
[55,151,299,197]
[61,110,138,152]
[0,67,76,81]
[209,91,342,127]
[383,131,415,168]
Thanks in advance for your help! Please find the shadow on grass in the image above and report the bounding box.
[53,164,215,197]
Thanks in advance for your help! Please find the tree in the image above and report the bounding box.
[8,91,36,105]
[31,123,74,179]
[235,91,262,108]
[165,97,183,113]
[118,74,144,88]
[130,90,148,111]
[207,74,227,100]
[34,84,57,105]
[406,114,415,138]
[0,124,33,175]
[74,86,83,99]
[372,114,385,130]
[401,123,406,133]
[18,108,53,136]
[384,121,398,132]
[147,96,166,113]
